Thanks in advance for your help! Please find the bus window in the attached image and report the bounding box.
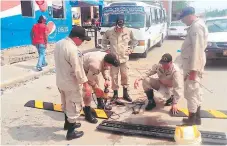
[157,9,161,23]
[21,0,34,17]
[154,8,158,24]
[150,8,155,25]
[52,0,65,18]
[159,9,163,23]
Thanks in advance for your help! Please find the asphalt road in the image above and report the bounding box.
[1,39,227,145]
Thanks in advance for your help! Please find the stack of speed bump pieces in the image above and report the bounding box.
[24,100,113,119]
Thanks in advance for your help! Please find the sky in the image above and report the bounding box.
[189,0,227,14]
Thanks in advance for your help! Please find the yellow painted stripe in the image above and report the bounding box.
[95,109,108,119]
[207,110,227,118]
[179,108,189,116]
[35,100,43,109]
[53,104,62,112]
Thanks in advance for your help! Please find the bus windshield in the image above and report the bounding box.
[101,13,145,28]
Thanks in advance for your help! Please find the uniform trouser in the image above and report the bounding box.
[83,73,100,106]
[184,71,203,113]
[110,62,129,90]
[142,77,172,105]
[59,87,83,124]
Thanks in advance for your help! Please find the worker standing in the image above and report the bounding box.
[83,51,120,110]
[178,7,208,125]
[134,53,183,113]
[101,16,138,102]
[54,26,94,140]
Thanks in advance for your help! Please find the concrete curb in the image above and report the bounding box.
[1,67,55,90]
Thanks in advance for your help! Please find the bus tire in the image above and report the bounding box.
[156,35,163,47]
[141,49,147,58]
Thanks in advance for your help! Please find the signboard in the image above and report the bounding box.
[103,6,145,15]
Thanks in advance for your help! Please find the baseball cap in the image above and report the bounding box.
[178,7,195,20]
[159,53,172,64]
[116,16,124,28]
[104,53,120,67]
[69,26,91,41]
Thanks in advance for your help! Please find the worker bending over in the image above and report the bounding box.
[83,51,120,111]
[134,53,183,113]
[101,16,138,102]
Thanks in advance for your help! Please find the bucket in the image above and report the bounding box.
[174,125,202,145]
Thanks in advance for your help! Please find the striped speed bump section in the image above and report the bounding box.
[24,100,113,119]
[170,108,227,119]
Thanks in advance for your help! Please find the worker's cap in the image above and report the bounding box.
[116,16,124,28]
[104,53,120,67]
[69,26,91,41]
[178,7,195,20]
[159,53,172,64]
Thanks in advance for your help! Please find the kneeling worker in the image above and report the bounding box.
[83,51,120,112]
[134,53,183,113]
[54,26,93,140]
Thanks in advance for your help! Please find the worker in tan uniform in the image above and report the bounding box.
[54,26,96,140]
[134,53,183,113]
[83,51,120,110]
[178,7,208,125]
[101,16,138,102]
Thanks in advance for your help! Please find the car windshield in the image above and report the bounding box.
[206,19,227,32]
[101,13,145,28]
[170,22,185,26]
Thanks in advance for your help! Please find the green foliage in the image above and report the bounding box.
[173,1,191,12]
[205,9,227,18]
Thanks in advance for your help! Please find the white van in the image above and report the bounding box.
[97,1,168,58]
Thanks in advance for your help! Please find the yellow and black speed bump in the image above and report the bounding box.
[170,108,227,119]
[24,100,113,119]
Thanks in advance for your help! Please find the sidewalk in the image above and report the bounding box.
[1,42,100,90]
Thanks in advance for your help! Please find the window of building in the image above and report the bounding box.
[21,0,34,17]
[52,0,65,18]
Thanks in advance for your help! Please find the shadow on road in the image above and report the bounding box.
[15,64,37,71]
[166,36,185,40]
[43,111,64,121]
[7,125,65,142]
[205,60,227,71]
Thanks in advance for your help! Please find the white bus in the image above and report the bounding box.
[97,1,168,58]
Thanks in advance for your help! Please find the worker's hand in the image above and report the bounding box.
[125,49,133,55]
[189,71,196,81]
[83,83,92,97]
[104,80,110,87]
[171,103,178,115]
[94,87,104,97]
[134,79,140,89]
[106,49,111,54]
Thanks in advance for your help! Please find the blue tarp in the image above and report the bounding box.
[70,0,103,6]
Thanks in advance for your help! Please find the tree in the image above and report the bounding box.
[173,1,191,12]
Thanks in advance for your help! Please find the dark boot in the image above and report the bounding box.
[165,97,173,106]
[83,106,98,124]
[111,90,118,102]
[66,123,84,140]
[64,114,81,130]
[123,87,132,102]
[145,89,156,111]
[182,112,197,126]
[196,106,201,125]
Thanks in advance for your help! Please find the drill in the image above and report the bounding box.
[103,85,109,104]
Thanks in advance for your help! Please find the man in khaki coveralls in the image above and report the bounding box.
[178,7,208,125]
[134,54,183,114]
[54,26,95,140]
[83,51,120,110]
[101,16,137,102]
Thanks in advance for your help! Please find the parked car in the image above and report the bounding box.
[167,21,188,38]
[205,16,227,60]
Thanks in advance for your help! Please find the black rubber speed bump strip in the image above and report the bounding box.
[97,120,227,145]
[24,100,113,119]
[170,108,227,119]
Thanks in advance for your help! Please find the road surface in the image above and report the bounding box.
[1,39,227,145]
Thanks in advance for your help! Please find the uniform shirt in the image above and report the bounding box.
[32,23,48,45]
[83,51,110,81]
[181,18,208,73]
[54,37,88,91]
[101,27,137,63]
[142,63,183,104]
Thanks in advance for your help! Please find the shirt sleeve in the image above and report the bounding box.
[68,47,88,84]
[189,28,204,71]
[102,69,110,81]
[172,71,183,104]
[141,64,158,79]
